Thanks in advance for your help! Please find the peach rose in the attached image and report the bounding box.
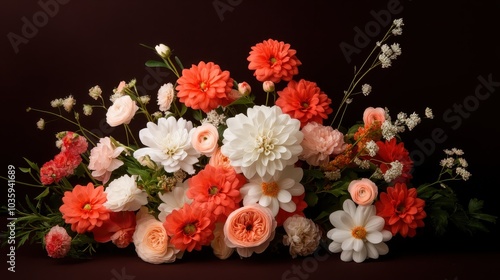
[223,204,277,258]
[348,178,378,206]
[106,95,139,127]
[191,123,219,156]
[363,107,385,129]
[211,222,234,260]
[132,207,180,264]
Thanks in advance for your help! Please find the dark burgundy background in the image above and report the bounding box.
[1,0,499,279]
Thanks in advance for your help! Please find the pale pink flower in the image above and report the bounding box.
[363,107,386,129]
[133,207,180,264]
[106,95,139,127]
[157,83,175,112]
[348,178,378,206]
[88,137,125,184]
[300,122,346,166]
[44,225,72,258]
[191,122,219,157]
[282,215,322,258]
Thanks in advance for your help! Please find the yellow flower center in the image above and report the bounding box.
[270,57,277,65]
[261,181,280,197]
[351,226,367,239]
[200,81,208,91]
[208,185,219,196]
[183,223,197,236]
[302,102,309,108]
[83,203,92,211]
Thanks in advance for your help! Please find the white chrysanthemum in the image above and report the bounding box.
[240,166,304,216]
[157,180,192,222]
[221,105,303,179]
[104,174,148,212]
[133,116,200,174]
[327,199,392,263]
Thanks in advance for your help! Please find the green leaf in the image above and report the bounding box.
[145,60,168,68]
[19,167,31,173]
[193,110,203,121]
[174,56,184,70]
[468,198,484,213]
[305,192,318,207]
[23,157,39,171]
[34,188,50,201]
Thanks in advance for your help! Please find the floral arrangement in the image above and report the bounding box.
[3,18,496,264]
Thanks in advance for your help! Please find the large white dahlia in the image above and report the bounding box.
[133,116,199,174]
[221,105,303,179]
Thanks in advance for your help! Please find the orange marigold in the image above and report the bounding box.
[247,39,301,83]
[176,61,233,113]
[59,182,110,234]
[375,183,426,237]
[275,79,333,127]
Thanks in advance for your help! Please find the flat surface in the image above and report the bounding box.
[2,235,499,280]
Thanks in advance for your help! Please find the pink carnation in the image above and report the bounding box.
[44,225,72,258]
[299,122,346,166]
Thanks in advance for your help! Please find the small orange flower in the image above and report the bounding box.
[247,39,301,83]
[59,183,110,234]
[276,79,333,127]
[176,61,233,113]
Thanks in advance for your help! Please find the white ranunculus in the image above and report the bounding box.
[106,95,139,127]
[104,174,148,212]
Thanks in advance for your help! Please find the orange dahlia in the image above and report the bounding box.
[375,183,426,237]
[186,164,245,222]
[275,79,333,127]
[59,182,110,234]
[247,39,301,83]
[176,61,233,113]
[164,203,215,252]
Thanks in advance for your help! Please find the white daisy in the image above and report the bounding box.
[240,166,304,216]
[133,116,200,174]
[327,199,392,263]
[221,105,303,179]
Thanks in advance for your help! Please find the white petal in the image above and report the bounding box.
[328,241,342,253]
[330,211,354,230]
[277,190,291,203]
[329,229,352,243]
[259,195,272,207]
[340,250,353,262]
[366,231,383,244]
[352,247,368,263]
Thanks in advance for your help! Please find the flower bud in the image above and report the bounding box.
[237,82,251,96]
[262,81,275,93]
[155,44,171,59]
